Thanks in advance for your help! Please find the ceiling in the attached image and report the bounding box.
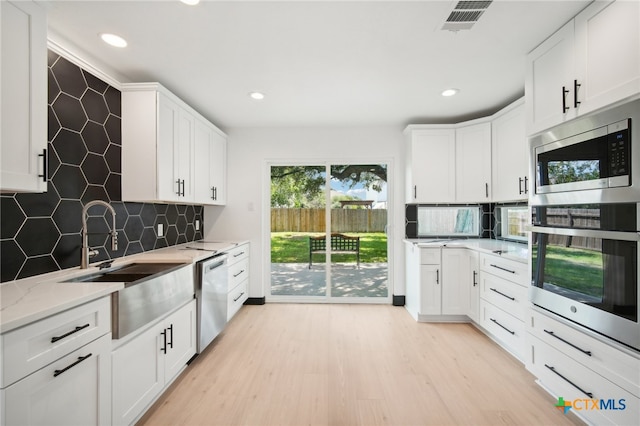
[44,0,592,130]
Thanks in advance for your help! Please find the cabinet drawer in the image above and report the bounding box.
[480,272,528,321]
[227,244,249,265]
[480,253,528,286]
[480,300,525,360]
[528,309,640,398]
[528,335,639,426]
[420,248,441,265]
[227,280,248,321]
[228,257,249,288]
[1,333,111,426]
[1,296,111,388]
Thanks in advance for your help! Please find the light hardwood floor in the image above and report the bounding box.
[138,304,583,425]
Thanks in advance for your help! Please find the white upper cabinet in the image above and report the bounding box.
[405,127,456,203]
[455,122,491,202]
[526,0,640,135]
[193,118,226,205]
[491,99,528,202]
[574,0,640,114]
[0,0,47,193]
[525,20,576,134]
[122,83,226,205]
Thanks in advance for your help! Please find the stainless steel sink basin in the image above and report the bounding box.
[66,262,195,339]
[65,263,187,286]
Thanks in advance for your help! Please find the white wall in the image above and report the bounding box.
[203,126,406,300]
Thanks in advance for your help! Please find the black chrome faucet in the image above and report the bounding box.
[81,200,118,268]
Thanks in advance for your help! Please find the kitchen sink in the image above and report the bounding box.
[65,263,187,286]
[66,262,195,339]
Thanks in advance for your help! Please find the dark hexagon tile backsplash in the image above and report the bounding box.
[0,51,204,283]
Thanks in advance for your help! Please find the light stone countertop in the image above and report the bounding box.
[0,240,246,333]
[404,238,529,263]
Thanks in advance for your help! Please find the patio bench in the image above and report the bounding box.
[309,233,360,269]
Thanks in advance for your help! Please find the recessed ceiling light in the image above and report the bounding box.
[249,92,265,100]
[442,88,459,97]
[99,33,127,48]
[180,0,200,5]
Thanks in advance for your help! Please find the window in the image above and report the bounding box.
[497,205,528,242]
[417,206,481,237]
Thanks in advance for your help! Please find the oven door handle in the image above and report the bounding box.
[530,226,640,242]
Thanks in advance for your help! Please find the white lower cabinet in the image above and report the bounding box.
[0,297,112,426]
[405,244,472,321]
[478,253,528,361]
[1,333,111,426]
[526,310,639,426]
[226,243,250,321]
[112,299,196,426]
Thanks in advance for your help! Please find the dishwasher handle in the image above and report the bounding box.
[207,259,226,271]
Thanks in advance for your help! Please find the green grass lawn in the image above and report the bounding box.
[271,232,387,263]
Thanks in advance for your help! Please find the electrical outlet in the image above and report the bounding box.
[195,219,200,231]
[157,223,164,237]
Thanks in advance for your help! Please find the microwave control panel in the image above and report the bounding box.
[608,119,630,177]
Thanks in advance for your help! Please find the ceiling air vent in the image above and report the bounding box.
[442,0,493,31]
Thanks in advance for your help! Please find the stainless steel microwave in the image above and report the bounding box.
[529,99,640,206]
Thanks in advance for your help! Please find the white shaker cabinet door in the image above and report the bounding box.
[525,20,576,135]
[156,93,182,202]
[2,334,111,426]
[0,0,47,193]
[407,128,456,203]
[574,0,640,115]
[491,101,528,202]
[455,123,491,202]
[163,300,196,383]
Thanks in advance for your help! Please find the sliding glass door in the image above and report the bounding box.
[269,163,389,302]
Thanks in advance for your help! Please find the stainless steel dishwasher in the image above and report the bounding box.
[196,253,228,353]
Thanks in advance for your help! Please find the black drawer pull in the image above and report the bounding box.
[490,264,516,274]
[53,353,92,377]
[489,287,515,301]
[472,270,478,286]
[51,323,90,343]
[543,329,592,356]
[233,251,245,258]
[545,364,593,398]
[490,318,515,335]
[233,269,245,278]
[233,292,245,302]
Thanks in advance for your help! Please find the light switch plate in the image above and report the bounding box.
[157,223,164,237]
[195,220,200,231]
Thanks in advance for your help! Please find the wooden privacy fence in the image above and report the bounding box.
[271,208,387,232]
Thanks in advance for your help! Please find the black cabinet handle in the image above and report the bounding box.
[53,353,92,377]
[490,318,515,335]
[211,186,215,200]
[490,287,515,301]
[233,269,245,278]
[436,269,439,285]
[414,185,417,200]
[181,179,186,197]
[233,251,245,258]
[518,177,524,195]
[545,364,593,398]
[485,183,489,198]
[490,264,516,274]
[524,176,528,194]
[160,329,167,353]
[176,179,182,196]
[574,80,581,108]
[562,86,569,113]
[233,292,245,302]
[51,323,90,343]
[472,270,478,287]
[38,148,47,182]
[167,324,174,349]
[543,329,592,356]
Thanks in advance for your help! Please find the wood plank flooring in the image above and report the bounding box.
[138,304,583,425]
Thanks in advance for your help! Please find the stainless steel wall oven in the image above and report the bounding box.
[529,99,640,352]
